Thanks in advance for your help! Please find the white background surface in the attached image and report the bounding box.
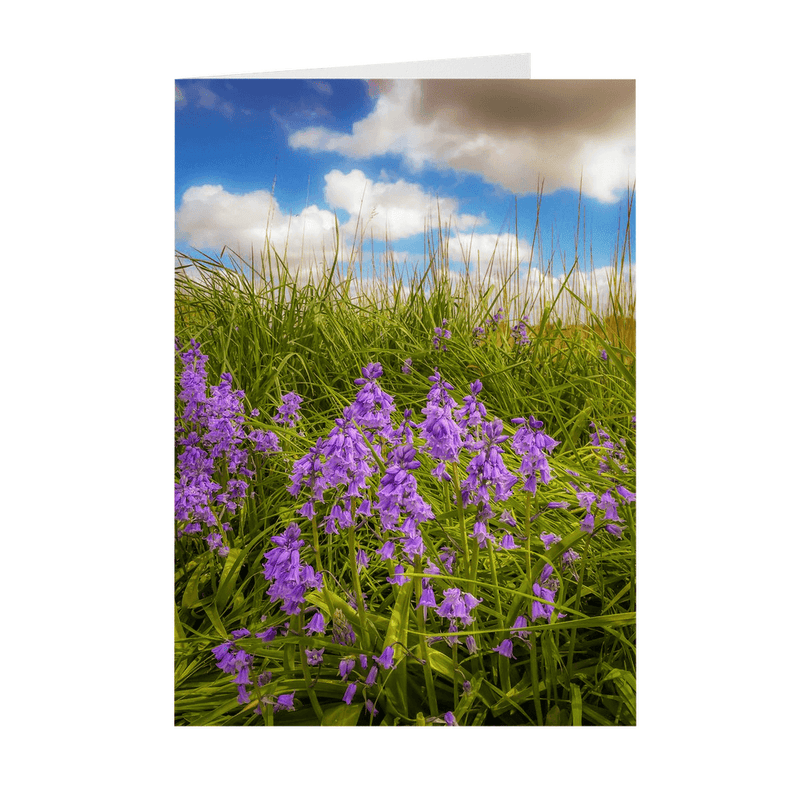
[3,3,796,798]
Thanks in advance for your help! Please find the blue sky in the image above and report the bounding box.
[175,78,635,286]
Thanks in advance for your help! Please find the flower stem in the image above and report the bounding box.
[530,632,543,725]
[414,556,438,717]
[348,519,370,649]
[300,653,324,722]
[524,493,532,581]
[566,533,592,680]
[488,543,511,694]
[451,472,470,581]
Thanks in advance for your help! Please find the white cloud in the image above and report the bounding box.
[290,80,635,203]
[175,180,634,319]
[175,82,236,119]
[175,171,487,276]
[175,184,344,280]
[323,168,486,241]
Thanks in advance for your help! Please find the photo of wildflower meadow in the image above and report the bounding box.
[174,78,636,726]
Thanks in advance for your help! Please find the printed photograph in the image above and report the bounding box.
[174,77,636,726]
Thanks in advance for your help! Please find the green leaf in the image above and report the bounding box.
[181,554,208,610]
[606,668,636,722]
[215,547,246,611]
[380,581,413,718]
[570,684,583,726]
[545,704,562,726]
[383,580,413,652]
[202,599,228,639]
[321,702,363,726]
[545,704,570,726]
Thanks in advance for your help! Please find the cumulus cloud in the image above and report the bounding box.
[323,169,486,241]
[175,184,344,279]
[289,79,634,203]
[175,81,235,119]
[175,170,492,284]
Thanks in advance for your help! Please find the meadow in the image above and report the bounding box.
[174,201,636,726]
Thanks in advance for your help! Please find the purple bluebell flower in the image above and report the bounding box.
[461,419,518,538]
[600,349,608,361]
[499,533,518,550]
[457,380,487,439]
[176,338,209,423]
[510,415,560,496]
[304,611,326,635]
[175,340,276,549]
[432,319,452,351]
[331,609,356,646]
[212,636,255,704]
[343,682,358,705]
[305,648,325,666]
[439,547,456,574]
[273,391,303,428]
[389,407,418,446]
[540,532,560,549]
[580,513,595,534]
[443,711,458,726]
[512,616,530,641]
[597,489,620,521]
[437,587,482,628]
[289,378,390,532]
[606,523,624,538]
[531,563,564,623]
[401,358,412,374]
[356,549,370,571]
[274,692,295,712]
[489,307,504,331]
[339,658,356,679]
[255,627,277,642]
[374,646,395,670]
[376,539,396,561]
[511,315,531,346]
[616,485,636,504]
[262,522,323,615]
[562,548,580,570]
[365,666,378,686]
[365,699,379,717]
[420,370,463,479]
[387,564,410,586]
[576,491,596,510]
[257,671,272,687]
[417,584,437,609]
[500,509,517,527]
[314,408,378,534]
[249,429,280,454]
[349,362,396,440]
[493,639,516,658]
[471,502,496,549]
[375,443,434,557]
[540,532,580,569]
[589,422,630,474]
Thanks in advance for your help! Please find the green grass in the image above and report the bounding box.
[174,204,635,726]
